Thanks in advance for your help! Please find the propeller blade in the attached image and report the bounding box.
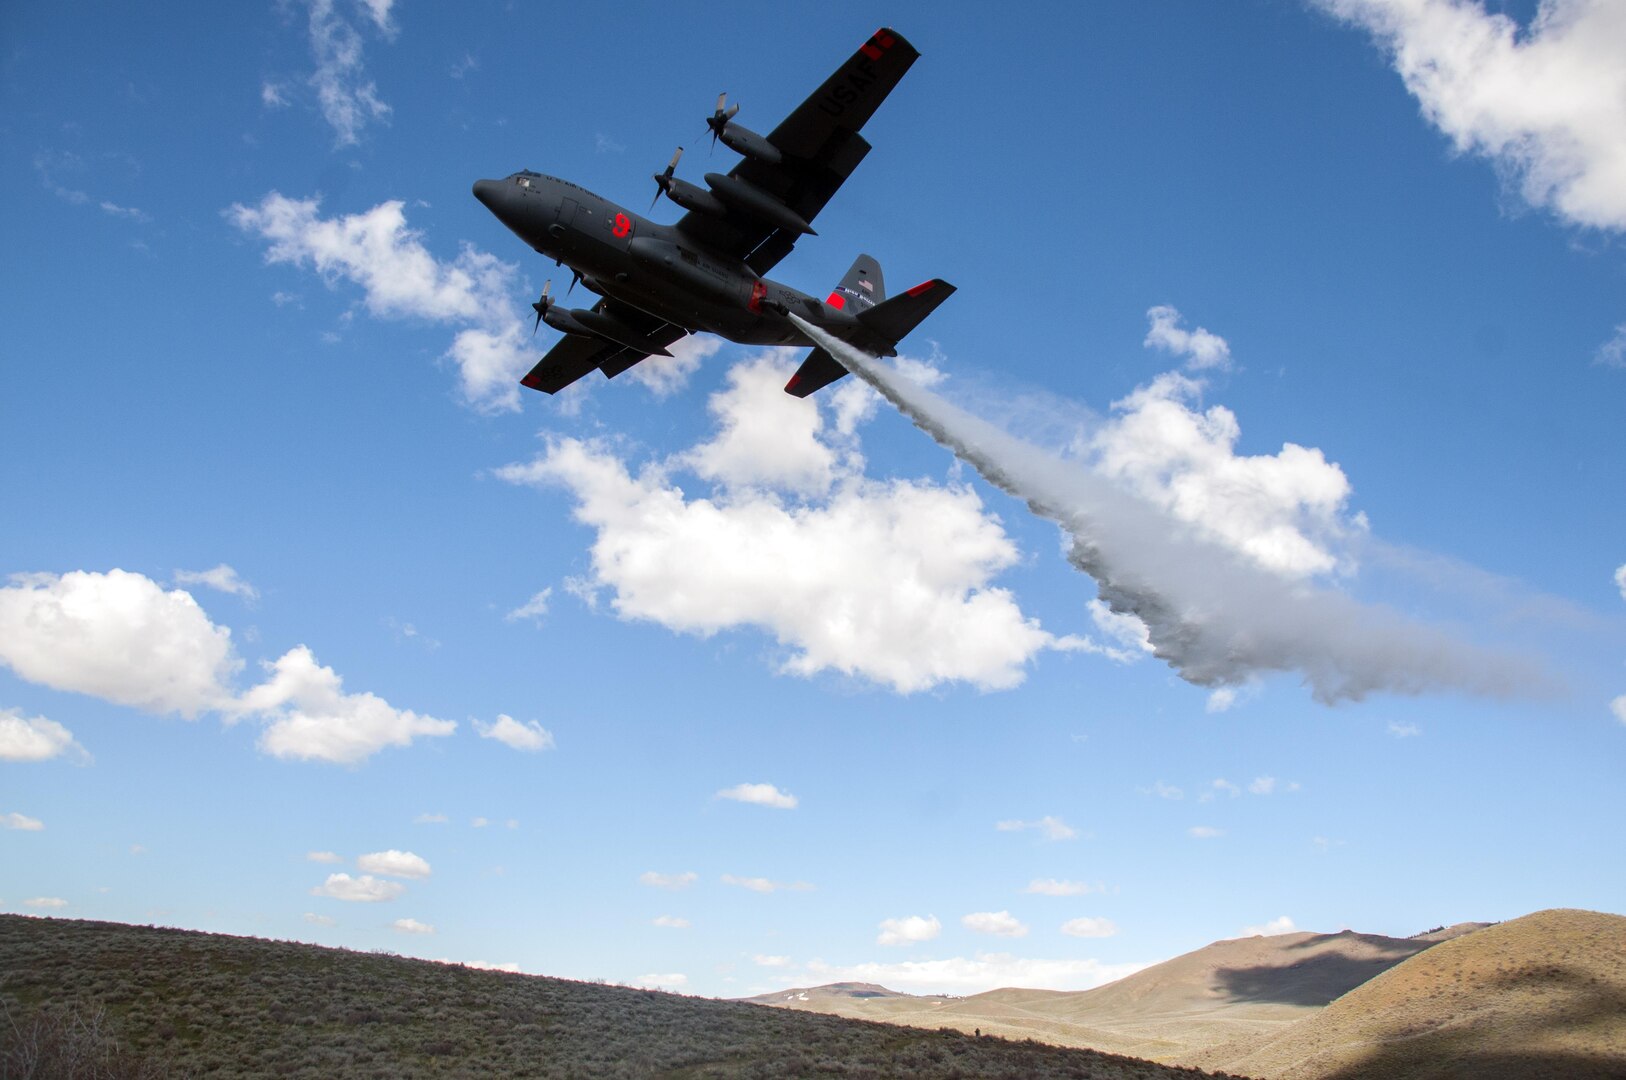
[725,102,740,120]
[567,271,580,297]
[668,146,684,172]
[716,91,727,114]
[531,280,552,336]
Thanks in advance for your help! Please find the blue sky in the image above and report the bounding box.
[3,0,1623,996]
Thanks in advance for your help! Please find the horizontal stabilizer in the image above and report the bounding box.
[784,347,849,399]
[856,278,955,346]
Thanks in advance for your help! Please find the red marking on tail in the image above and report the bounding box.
[826,291,847,310]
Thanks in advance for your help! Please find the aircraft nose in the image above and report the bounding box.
[472,178,500,208]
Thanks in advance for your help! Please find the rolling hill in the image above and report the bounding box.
[0,915,1233,1079]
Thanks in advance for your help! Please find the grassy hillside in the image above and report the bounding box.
[1193,909,1626,1079]
[743,928,1445,1064]
[0,916,1235,1079]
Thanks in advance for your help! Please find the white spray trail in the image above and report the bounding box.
[791,316,1549,703]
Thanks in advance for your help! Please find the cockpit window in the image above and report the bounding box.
[517,176,531,188]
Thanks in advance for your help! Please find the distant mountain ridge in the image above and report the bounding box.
[741,911,1626,1078]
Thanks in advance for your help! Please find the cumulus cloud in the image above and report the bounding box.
[1060,916,1119,939]
[1248,776,1300,795]
[962,911,1028,938]
[1612,695,1626,724]
[227,193,529,412]
[303,0,394,147]
[236,646,456,764]
[1210,779,1242,799]
[24,897,68,910]
[474,715,555,752]
[173,564,259,601]
[303,912,336,926]
[414,812,448,824]
[357,849,431,879]
[1314,0,1626,231]
[1144,305,1233,371]
[1024,879,1102,896]
[639,870,697,890]
[1598,327,1626,369]
[996,816,1078,841]
[496,353,1094,694]
[0,570,239,717]
[624,335,722,398]
[1189,825,1225,839]
[0,708,85,763]
[1241,915,1298,937]
[716,782,798,809]
[798,316,1550,705]
[1615,563,1626,601]
[392,917,434,935]
[1388,720,1422,738]
[2,812,44,831]
[307,851,343,864]
[652,916,691,929]
[505,589,552,624]
[753,954,791,967]
[1143,781,1184,800]
[792,954,1146,995]
[723,874,813,894]
[310,873,404,902]
[877,914,941,946]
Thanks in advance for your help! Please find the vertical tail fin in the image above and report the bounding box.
[826,254,885,313]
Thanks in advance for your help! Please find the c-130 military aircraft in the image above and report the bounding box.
[472,27,953,399]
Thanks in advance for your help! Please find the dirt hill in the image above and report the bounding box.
[0,915,1233,1079]
[744,928,1444,1064]
[1193,908,1626,1079]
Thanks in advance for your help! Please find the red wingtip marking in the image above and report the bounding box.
[826,291,847,310]
[785,373,803,393]
[877,31,894,48]
[860,43,882,60]
[906,280,935,297]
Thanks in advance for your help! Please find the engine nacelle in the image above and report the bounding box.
[717,122,782,166]
[703,173,815,235]
[663,177,728,219]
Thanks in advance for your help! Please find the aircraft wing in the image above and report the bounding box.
[520,300,687,394]
[676,28,919,275]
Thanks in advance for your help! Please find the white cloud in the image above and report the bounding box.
[1614,563,1626,601]
[1598,326,1626,369]
[306,850,343,864]
[639,871,697,890]
[173,564,259,601]
[303,912,336,926]
[304,0,394,147]
[474,715,555,752]
[623,335,722,398]
[1241,915,1298,937]
[630,973,687,990]
[496,360,1074,692]
[794,953,1146,995]
[1143,781,1183,800]
[1094,366,1356,579]
[996,816,1078,841]
[414,812,448,824]
[129,844,146,856]
[261,81,289,108]
[2,813,44,832]
[1206,687,1241,713]
[357,849,431,879]
[0,570,239,717]
[1189,825,1225,838]
[1144,305,1233,371]
[310,873,404,902]
[24,897,68,910]
[652,915,690,929]
[723,874,813,894]
[753,954,791,967]
[1060,916,1119,939]
[471,817,489,828]
[715,782,798,809]
[227,194,528,412]
[0,708,85,763]
[1248,776,1279,795]
[877,914,942,946]
[1212,779,1242,798]
[1612,694,1626,724]
[505,589,552,624]
[1024,879,1102,897]
[392,917,434,935]
[1388,720,1422,738]
[962,911,1028,938]
[236,645,456,764]
[1315,0,1626,231]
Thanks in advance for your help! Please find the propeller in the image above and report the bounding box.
[706,92,739,151]
[530,280,552,336]
[650,146,684,210]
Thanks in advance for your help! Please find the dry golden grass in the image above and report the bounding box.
[1194,908,1626,1079]
[0,915,1239,1079]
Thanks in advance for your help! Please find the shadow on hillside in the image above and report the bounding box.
[1212,950,1415,1008]
[1323,963,1626,1080]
